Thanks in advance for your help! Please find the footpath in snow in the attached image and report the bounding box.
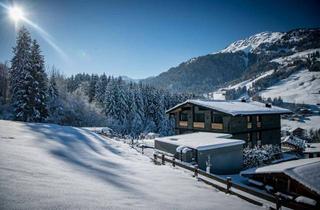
[0,120,260,210]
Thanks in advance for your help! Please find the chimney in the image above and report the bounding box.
[265,103,272,108]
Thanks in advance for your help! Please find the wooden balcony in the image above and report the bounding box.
[211,123,223,130]
[193,122,205,128]
[179,121,188,127]
[247,123,252,129]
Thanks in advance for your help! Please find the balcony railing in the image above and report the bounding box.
[212,123,223,130]
[193,122,205,128]
[179,121,188,127]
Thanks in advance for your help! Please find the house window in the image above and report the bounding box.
[247,133,252,148]
[212,114,223,123]
[247,116,252,129]
[180,112,188,121]
[257,131,262,147]
[256,115,262,128]
[256,115,261,122]
[257,132,262,139]
[194,113,205,122]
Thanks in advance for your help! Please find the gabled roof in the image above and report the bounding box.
[155,132,245,151]
[166,99,292,116]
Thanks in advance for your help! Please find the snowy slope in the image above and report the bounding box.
[271,48,320,65]
[207,70,275,100]
[226,69,275,90]
[282,116,320,132]
[0,120,258,210]
[220,32,284,53]
[260,69,320,104]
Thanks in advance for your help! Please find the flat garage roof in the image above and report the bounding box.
[155,132,245,151]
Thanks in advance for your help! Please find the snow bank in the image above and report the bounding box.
[0,120,257,210]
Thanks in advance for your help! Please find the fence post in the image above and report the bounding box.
[194,165,198,178]
[172,157,175,167]
[161,154,165,165]
[154,153,157,164]
[226,177,232,194]
[275,194,282,210]
[141,145,144,154]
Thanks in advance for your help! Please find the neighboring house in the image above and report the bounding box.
[166,99,292,147]
[282,135,306,152]
[241,158,320,209]
[155,132,245,174]
[290,127,307,139]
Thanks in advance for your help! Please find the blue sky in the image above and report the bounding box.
[0,0,319,78]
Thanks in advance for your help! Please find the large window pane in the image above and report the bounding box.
[194,113,205,122]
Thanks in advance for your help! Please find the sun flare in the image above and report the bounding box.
[9,6,24,22]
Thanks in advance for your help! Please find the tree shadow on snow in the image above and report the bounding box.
[25,123,144,194]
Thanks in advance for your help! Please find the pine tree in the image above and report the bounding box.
[30,39,48,122]
[95,73,109,103]
[88,74,98,102]
[10,26,33,121]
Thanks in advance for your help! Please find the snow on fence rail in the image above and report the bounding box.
[152,153,317,210]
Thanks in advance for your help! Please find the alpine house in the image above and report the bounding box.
[165,99,292,147]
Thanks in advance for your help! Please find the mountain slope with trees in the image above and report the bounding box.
[142,28,320,94]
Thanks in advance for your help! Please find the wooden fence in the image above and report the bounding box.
[153,153,316,210]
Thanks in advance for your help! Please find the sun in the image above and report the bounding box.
[9,6,24,22]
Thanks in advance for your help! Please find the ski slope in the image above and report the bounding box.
[0,120,258,210]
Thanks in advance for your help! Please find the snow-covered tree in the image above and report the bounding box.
[30,39,48,122]
[243,145,282,169]
[10,26,34,121]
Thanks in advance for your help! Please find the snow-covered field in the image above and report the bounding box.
[282,115,320,132]
[0,120,259,210]
[260,69,320,104]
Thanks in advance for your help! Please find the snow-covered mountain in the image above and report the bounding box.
[143,28,320,96]
[208,47,320,105]
[220,32,284,54]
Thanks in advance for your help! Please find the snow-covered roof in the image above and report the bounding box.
[166,99,292,116]
[241,158,320,195]
[282,135,306,149]
[155,132,245,151]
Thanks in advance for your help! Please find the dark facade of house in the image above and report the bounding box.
[166,100,292,147]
